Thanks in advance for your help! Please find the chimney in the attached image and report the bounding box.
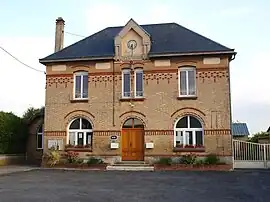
[54,17,65,52]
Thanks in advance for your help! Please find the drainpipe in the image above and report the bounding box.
[228,53,236,169]
[112,61,115,127]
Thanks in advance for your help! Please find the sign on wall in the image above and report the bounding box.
[48,139,63,150]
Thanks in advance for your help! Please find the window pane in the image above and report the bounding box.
[37,134,42,149]
[136,71,143,97]
[123,72,131,97]
[190,116,202,128]
[37,125,43,133]
[123,118,133,128]
[196,131,203,146]
[180,71,187,95]
[69,132,76,145]
[70,118,80,129]
[77,132,84,146]
[188,70,195,95]
[82,75,88,98]
[186,131,193,145]
[86,132,92,146]
[176,117,188,128]
[82,118,92,129]
[75,75,81,98]
[133,118,144,128]
[176,131,183,146]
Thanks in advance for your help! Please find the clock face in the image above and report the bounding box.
[127,40,137,50]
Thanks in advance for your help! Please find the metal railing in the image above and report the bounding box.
[233,140,270,169]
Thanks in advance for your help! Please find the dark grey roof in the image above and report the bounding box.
[232,123,250,137]
[40,22,235,63]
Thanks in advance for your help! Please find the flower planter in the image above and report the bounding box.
[42,163,107,170]
[154,164,232,171]
[65,148,92,152]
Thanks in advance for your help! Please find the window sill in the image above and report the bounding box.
[173,147,205,152]
[70,99,89,103]
[119,97,145,102]
[65,147,92,152]
[177,96,197,100]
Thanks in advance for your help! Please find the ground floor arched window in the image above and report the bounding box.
[68,117,93,147]
[174,115,204,148]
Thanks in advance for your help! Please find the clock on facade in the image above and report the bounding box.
[127,40,137,50]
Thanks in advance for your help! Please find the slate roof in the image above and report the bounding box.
[232,123,250,137]
[39,22,235,63]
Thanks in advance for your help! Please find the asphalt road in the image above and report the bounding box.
[0,169,269,202]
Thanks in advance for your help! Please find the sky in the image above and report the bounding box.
[0,0,269,134]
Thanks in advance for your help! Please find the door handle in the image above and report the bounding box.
[130,142,132,147]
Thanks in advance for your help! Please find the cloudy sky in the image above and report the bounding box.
[0,0,269,134]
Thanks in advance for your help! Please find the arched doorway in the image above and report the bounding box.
[121,118,144,161]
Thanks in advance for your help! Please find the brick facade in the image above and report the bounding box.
[43,56,233,164]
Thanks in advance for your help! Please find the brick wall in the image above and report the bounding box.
[43,55,232,162]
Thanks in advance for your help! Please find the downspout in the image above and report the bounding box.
[112,61,116,127]
[229,53,236,169]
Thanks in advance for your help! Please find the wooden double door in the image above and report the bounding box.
[122,129,144,161]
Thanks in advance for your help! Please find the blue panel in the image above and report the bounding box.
[232,123,250,137]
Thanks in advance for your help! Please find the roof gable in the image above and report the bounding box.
[40,21,235,63]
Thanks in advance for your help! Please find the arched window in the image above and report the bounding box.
[174,115,203,148]
[123,118,144,128]
[37,125,43,149]
[68,118,93,147]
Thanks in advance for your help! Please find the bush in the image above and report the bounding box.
[43,149,61,166]
[76,158,84,164]
[87,157,104,165]
[194,159,205,166]
[181,153,197,165]
[204,154,220,165]
[65,151,79,164]
[157,157,172,165]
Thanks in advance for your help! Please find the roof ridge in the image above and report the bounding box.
[106,22,177,29]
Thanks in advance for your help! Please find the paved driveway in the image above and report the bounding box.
[0,169,269,202]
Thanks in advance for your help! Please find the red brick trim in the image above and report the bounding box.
[197,67,228,72]
[119,111,146,118]
[144,130,173,136]
[94,131,121,136]
[171,107,206,117]
[46,74,72,78]
[204,129,231,135]
[64,110,95,119]
[119,98,145,102]
[44,131,66,136]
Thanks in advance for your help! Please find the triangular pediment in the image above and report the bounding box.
[114,19,151,60]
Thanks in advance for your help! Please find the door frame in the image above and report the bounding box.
[121,118,145,161]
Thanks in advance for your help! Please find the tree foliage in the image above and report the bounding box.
[22,106,44,122]
[0,111,28,154]
[248,132,270,143]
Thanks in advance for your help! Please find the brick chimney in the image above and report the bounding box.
[54,17,65,52]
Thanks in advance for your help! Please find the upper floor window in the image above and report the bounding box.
[37,125,43,149]
[135,68,143,98]
[74,72,88,99]
[179,66,196,97]
[122,69,131,98]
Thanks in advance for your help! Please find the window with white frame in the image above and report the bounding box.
[122,69,131,98]
[174,115,203,148]
[68,118,93,147]
[37,125,43,149]
[74,72,88,99]
[135,68,144,97]
[179,67,196,96]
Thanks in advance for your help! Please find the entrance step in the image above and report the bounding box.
[106,165,154,171]
[106,161,154,171]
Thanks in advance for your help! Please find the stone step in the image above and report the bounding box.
[112,163,151,167]
[115,161,146,165]
[106,165,154,171]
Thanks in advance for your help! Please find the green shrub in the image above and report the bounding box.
[181,153,197,165]
[195,159,205,166]
[157,157,172,165]
[43,149,61,166]
[76,158,84,164]
[87,157,104,165]
[204,154,220,165]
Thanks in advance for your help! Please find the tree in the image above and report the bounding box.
[248,132,270,143]
[22,106,44,122]
[0,111,28,154]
